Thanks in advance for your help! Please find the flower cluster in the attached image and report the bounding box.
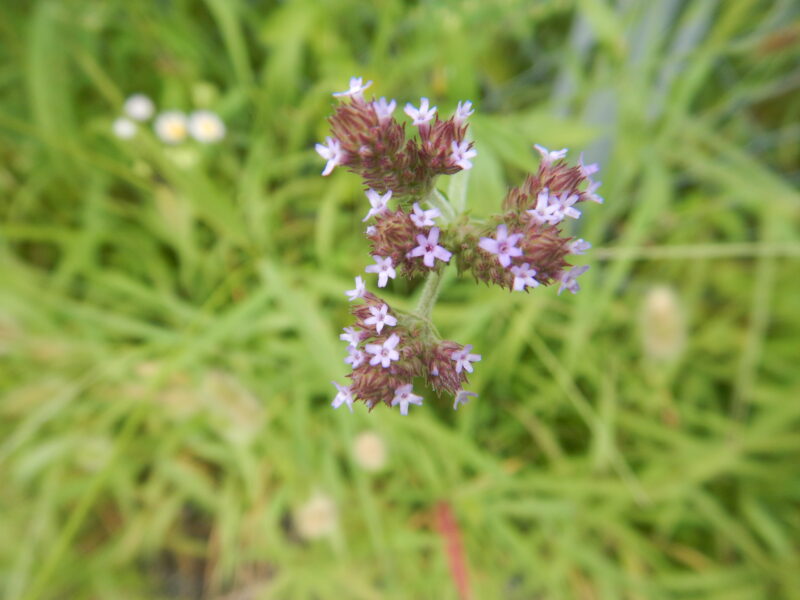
[112,93,226,145]
[320,78,603,415]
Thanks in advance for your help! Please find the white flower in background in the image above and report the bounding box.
[154,111,188,144]
[294,492,338,540]
[112,117,137,140]
[188,110,226,143]
[640,285,686,361]
[124,93,155,121]
[352,431,387,472]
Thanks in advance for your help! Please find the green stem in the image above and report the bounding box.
[414,267,445,320]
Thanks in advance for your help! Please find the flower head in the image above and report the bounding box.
[404,97,437,126]
[333,76,373,100]
[362,189,392,222]
[124,93,154,121]
[112,117,137,139]
[451,344,481,374]
[391,384,423,416]
[409,203,440,228]
[364,304,397,334]
[372,97,397,122]
[365,255,396,288]
[453,100,474,125]
[450,140,477,170]
[154,111,188,144]
[315,136,346,176]
[558,265,590,295]
[345,276,366,302]
[365,333,401,368]
[510,263,540,291]
[453,389,477,410]
[188,110,226,143]
[406,227,452,268]
[331,382,354,412]
[534,144,568,165]
[478,224,523,268]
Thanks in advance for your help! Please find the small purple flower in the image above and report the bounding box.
[362,189,392,222]
[533,144,568,165]
[331,382,354,412]
[478,224,523,268]
[558,265,590,295]
[409,203,440,228]
[345,276,366,302]
[339,326,361,347]
[391,384,423,416]
[450,140,477,170]
[404,97,436,126]
[527,189,562,225]
[584,180,604,204]
[556,192,581,220]
[365,333,401,368]
[364,304,397,334]
[315,137,346,176]
[569,239,592,255]
[345,347,365,369]
[453,100,474,125]
[365,255,397,288]
[579,153,600,180]
[453,389,477,410]
[332,76,372,100]
[406,227,452,268]
[509,263,540,291]
[372,97,397,122]
[451,344,481,374]
[365,226,376,236]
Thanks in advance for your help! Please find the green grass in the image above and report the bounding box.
[1,0,799,598]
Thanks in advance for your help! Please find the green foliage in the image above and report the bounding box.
[1,0,799,598]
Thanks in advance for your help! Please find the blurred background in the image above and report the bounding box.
[1,1,799,598]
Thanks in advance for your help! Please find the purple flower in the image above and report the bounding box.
[453,389,477,410]
[339,326,361,347]
[569,239,592,255]
[453,100,474,125]
[451,344,481,374]
[509,263,540,291]
[556,192,581,220]
[372,97,396,122]
[365,226,376,236]
[558,265,590,295]
[364,304,397,334]
[345,276,366,302]
[584,180,604,204]
[478,224,523,268]
[391,384,423,416]
[527,189,563,225]
[331,382,354,412]
[365,333,401,368]
[404,97,436,126]
[406,227,452,268]
[315,137,346,176]
[450,140,477,170]
[409,202,440,228]
[365,255,397,288]
[345,347,365,369]
[533,143,568,165]
[362,189,392,222]
[579,153,600,180]
[332,76,372,100]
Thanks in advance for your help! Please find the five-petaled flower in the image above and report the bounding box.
[450,140,477,170]
[345,276,366,301]
[558,265,589,295]
[345,347,365,369]
[315,136,346,176]
[365,334,401,368]
[406,227,452,268]
[453,100,474,125]
[409,203,440,228]
[478,224,523,268]
[391,384,423,416]
[339,327,361,347]
[527,189,563,226]
[569,239,592,255]
[451,345,482,374]
[534,144,567,165]
[331,382,354,412]
[453,389,477,410]
[404,97,437,126]
[510,263,540,291]
[364,304,397,334]
[332,76,372,100]
[365,255,397,288]
[372,97,396,122]
[556,192,581,220]
[362,189,392,222]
